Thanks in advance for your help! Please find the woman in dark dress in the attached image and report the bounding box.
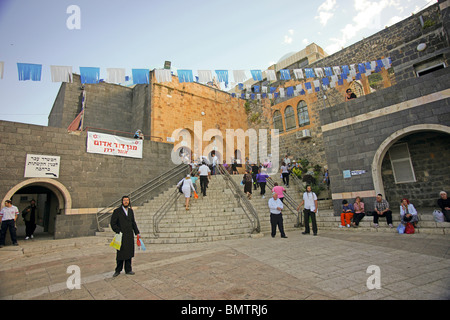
[243,170,253,199]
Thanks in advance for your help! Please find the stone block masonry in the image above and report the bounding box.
[0,121,177,238]
[319,67,450,214]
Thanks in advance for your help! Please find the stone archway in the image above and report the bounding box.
[2,178,72,215]
[371,124,450,198]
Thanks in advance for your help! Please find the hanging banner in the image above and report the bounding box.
[87,131,143,159]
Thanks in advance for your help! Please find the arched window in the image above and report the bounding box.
[284,106,296,131]
[297,100,310,127]
[273,110,284,133]
[349,81,364,98]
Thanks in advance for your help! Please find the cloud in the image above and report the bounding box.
[315,0,337,26]
[283,35,293,44]
[283,29,295,44]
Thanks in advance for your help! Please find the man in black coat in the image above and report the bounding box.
[110,196,140,277]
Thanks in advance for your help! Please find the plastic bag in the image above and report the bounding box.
[137,234,146,251]
[110,232,122,250]
[433,209,444,222]
[194,191,199,199]
[397,223,405,234]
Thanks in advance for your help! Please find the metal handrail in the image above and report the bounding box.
[218,164,260,233]
[266,177,302,227]
[95,163,189,231]
[152,166,199,237]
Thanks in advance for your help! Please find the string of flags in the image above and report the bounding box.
[0,57,392,100]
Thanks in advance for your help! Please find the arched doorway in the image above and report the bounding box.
[2,179,72,239]
[372,124,450,205]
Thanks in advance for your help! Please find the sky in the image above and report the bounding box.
[0,0,436,127]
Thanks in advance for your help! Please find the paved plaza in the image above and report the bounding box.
[0,229,449,304]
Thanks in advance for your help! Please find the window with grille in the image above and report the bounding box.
[297,100,310,127]
[389,143,416,183]
[273,110,284,133]
[284,106,296,131]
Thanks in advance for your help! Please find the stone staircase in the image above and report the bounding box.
[97,175,255,244]
[96,173,449,245]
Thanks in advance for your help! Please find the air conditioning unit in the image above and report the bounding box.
[296,129,311,140]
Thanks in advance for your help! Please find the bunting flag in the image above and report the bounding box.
[250,70,262,81]
[18,63,42,81]
[280,69,291,80]
[6,55,393,101]
[154,69,172,83]
[266,70,277,81]
[106,68,126,83]
[233,70,247,83]
[198,70,213,83]
[293,69,304,80]
[132,68,149,84]
[67,89,86,132]
[50,65,73,83]
[215,70,228,86]
[177,69,193,83]
[80,67,100,84]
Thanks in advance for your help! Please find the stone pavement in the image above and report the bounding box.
[0,229,449,302]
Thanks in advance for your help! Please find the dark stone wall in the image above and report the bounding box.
[319,67,450,214]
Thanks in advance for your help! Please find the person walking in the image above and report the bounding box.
[256,169,269,198]
[297,185,318,236]
[268,192,287,238]
[22,199,38,240]
[0,200,19,247]
[198,161,211,196]
[177,174,196,210]
[110,196,140,277]
[271,182,286,203]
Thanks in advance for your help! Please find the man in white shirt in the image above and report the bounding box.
[268,192,287,238]
[211,153,218,175]
[198,161,211,196]
[297,185,318,236]
[0,200,19,247]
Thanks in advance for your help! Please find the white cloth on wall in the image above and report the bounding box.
[314,68,324,78]
[279,88,285,98]
[266,70,277,81]
[50,65,73,83]
[155,69,172,83]
[197,70,213,83]
[233,70,247,83]
[106,68,126,83]
[332,66,341,75]
[293,69,304,79]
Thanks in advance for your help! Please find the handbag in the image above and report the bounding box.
[178,180,184,193]
[405,222,415,234]
[109,232,122,250]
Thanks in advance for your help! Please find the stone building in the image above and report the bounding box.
[1,0,449,242]
[241,0,450,212]
[48,72,251,165]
